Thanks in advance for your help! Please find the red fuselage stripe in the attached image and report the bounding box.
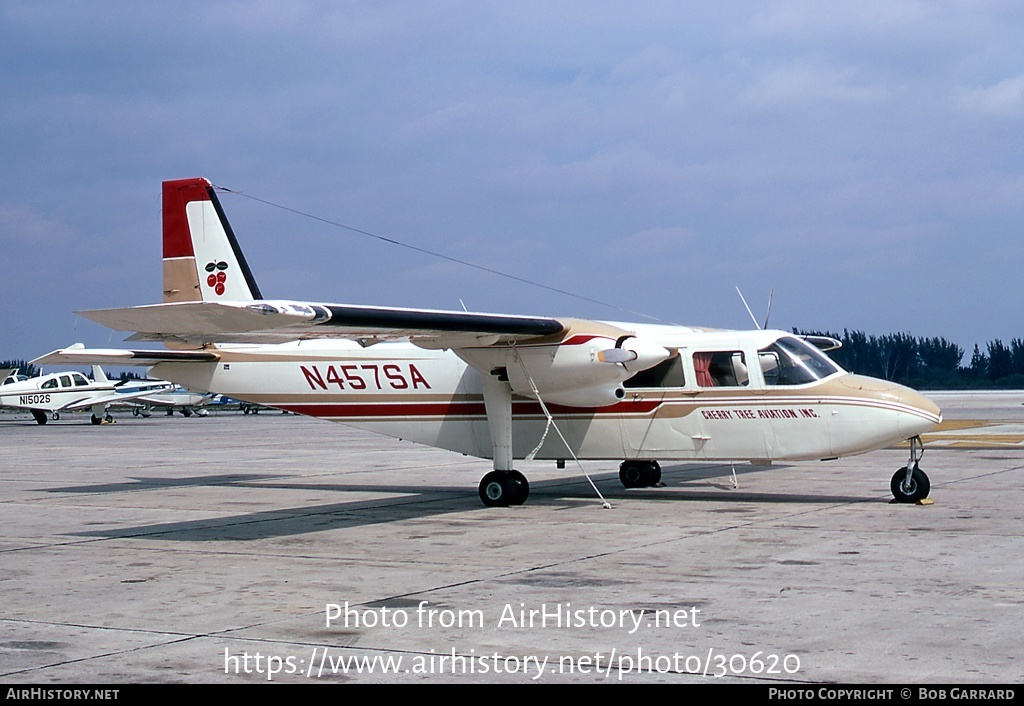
[274,399,661,418]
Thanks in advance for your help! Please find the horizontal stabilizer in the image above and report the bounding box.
[32,347,220,367]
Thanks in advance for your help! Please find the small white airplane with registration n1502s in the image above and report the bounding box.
[35,178,942,507]
[0,360,173,425]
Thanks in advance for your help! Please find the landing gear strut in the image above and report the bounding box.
[891,436,930,503]
[619,460,661,488]
[478,470,530,507]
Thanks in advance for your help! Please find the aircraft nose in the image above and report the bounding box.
[896,385,942,438]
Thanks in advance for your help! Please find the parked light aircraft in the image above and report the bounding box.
[119,385,214,417]
[35,178,942,506]
[0,360,172,425]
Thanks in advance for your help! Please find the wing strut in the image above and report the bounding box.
[515,352,612,509]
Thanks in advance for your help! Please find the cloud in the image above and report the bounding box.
[0,205,73,246]
[741,63,890,109]
[955,75,1024,118]
[615,226,695,253]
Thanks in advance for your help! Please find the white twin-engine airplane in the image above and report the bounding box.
[35,178,942,507]
[0,361,172,425]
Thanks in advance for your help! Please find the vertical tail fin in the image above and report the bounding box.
[91,365,109,383]
[162,178,263,303]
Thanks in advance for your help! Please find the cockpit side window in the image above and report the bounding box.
[759,337,840,386]
[41,378,58,389]
[694,351,748,387]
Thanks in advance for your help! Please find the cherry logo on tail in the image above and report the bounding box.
[204,261,229,296]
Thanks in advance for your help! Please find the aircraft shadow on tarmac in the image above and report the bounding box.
[50,463,875,542]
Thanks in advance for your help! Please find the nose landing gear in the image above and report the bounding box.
[891,436,930,503]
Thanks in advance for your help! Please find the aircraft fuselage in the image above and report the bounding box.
[151,329,940,466]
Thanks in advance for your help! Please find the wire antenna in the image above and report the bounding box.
[213,184,663,322]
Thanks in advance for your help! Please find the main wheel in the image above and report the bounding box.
[31,410,48,425]
[480,471,511,507]
[505,470,530,506]
[647,461,662,485]
[620,460,661,488]
[619,461,645,488]
[91,414,102,426]
[891,464,930,503]
[478,470,530,507]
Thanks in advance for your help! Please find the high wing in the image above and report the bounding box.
[75,299,567,349]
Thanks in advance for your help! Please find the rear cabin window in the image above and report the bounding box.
[694,351,748,387]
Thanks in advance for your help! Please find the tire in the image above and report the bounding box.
[479,470,530,507]
[619,461,645,488]
[32,410,48,425]
[506,470,530,506]
[91,414,102,426]
[891,464,930,503]
[620,461,660,488]
[479,471,511,507]
[647,461,662,485]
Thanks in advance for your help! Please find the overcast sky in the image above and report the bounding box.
[2,1,1022,364]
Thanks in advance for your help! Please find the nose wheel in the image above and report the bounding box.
[891,436,930,502]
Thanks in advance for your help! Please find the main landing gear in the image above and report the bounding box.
[891,436,930,503]
[478,470,530,507]
[619,460,662,488]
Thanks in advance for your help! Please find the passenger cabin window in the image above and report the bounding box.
[624,354,686,388]
[694,351,748,387]
[59,375,72,388]
[759,336,840,386]
[41,378,58,389]
[72,373,89,387]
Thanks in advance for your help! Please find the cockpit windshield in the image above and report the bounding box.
[758,336,842,386]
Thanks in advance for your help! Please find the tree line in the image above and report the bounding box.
[794,330,1024,389]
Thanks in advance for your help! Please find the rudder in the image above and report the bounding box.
[162,178,262,303]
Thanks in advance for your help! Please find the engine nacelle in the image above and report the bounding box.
[459,333,672,408]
